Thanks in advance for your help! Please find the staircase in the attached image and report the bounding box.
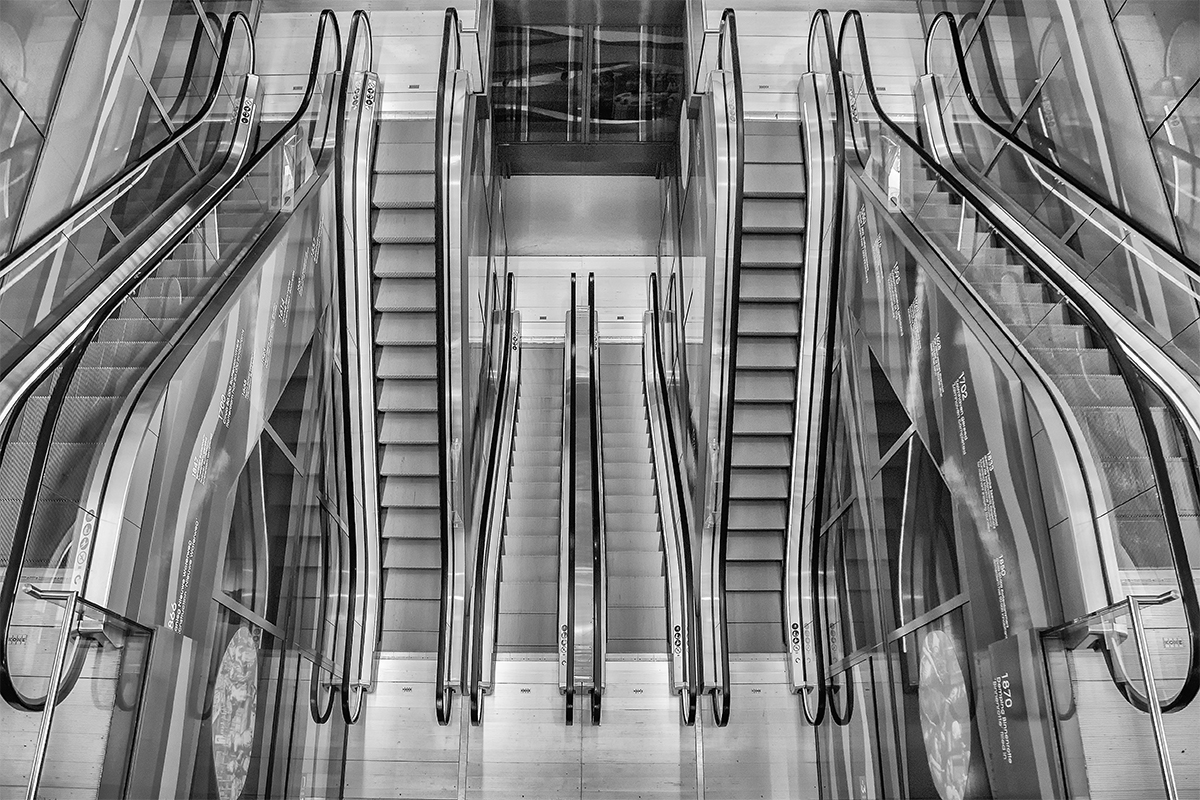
[725,119,805,653]
[497,343,562,652]
[600,342,666,654]
[370,118,443,653]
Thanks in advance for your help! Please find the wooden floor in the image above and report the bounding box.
[343,656,818,800]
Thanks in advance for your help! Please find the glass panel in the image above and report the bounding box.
[0,82,44,254]
[0,0,84,129]
[889,607,993,799]
[819,657,884,799]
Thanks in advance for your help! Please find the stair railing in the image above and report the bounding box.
[587,273,607,724]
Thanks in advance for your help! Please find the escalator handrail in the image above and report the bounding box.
[332,7,374,726]
[839,9,1200,713]
[789,7,848,728]
[465,272,517,724]
[435,4,464,726]
[923,12,1200,283]
[709,5,742,729]
[646,272,698,725]
[0,9,344,714]
[587,273,606,724]
[0,13,257,287]
[564,274,577,724]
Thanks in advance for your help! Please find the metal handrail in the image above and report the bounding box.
[331,8,376,726]
[0,9,343,714]
[704,7,742,728]
[587,273,606,725]
[560,275,578,723]
[840,8,1200,712]
[465,274,519,724]
[646,273,698,726]
[784,8,847,728]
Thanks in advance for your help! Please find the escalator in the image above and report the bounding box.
[793,9,1200,798]
[0,11,377,797]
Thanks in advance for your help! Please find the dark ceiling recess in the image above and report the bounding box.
[496,0,686,28]
[491,1,686,176]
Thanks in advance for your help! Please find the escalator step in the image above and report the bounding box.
[502,534,558,556]
[381,507,440,538]
[727,534,784,562]
[741,234,803,265]
[744,163,804,197]
[381,475,439,507]
[736,339,798,369]
[375,313,437,345]
[1026,347,1114,375]
[740,268,801,301]
[727,500,787,530]
[377,118,435,144]
[373,173,434,208]
[380,630,439,652]
[729,468,789,499]
[727,620,785,654]
[381,597,440,632]
[379,412,439,444]
[727,562,783,590]
[743,198,805,233]
[732,437,790,467]
[373,243,435,277]
[733,403,793,434]
[375,278,436,312]
[734,370,795,402]
[372,209,435,244]
[1011,323,1091,350]
[971,281,1045,306]
[374,140,435,172]
[744,132,802,164]
[607,607,667,641]
[382,539,441,570]
[989,300,1070,327]
[738,304,800,335]
[380,443,439,476]
[377,379,437,412]
[375,345,437,379]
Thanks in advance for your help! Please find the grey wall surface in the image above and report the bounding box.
[502,174,662,256]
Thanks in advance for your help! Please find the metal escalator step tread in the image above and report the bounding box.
[734,370,795,402]
[743,198,805,233]
[740,269,801,300]
[381,475,440,507]
[727,534,784,562]
[382,567,441,600]
[496,613,557,650]
[379,630,439,653]
[377,379,438,411]
[608,607,667,640]
[375,313,437,345]
[382,539,441,570]
[375,278,436,312]
[380,443,439,476]
[373,140,435,172]
[726,560,783,590]
[504,516,559,538]
[95,319,165,342]
[741,234,804,265]
[373,243,435,277]
[729,468,789,499]
[372,209,435,244]
[1053,375,1132,407]
[727,621,785,654]
[732,438,790,466]
[989,300,1069,328]
[503,534,559,556]
[508,480,560,501]
[380,599,441,632]
[744,163,804,197]
[379,412,439,444]
[606,495,657,514]
[606,552,665,578]
[732,403,793,433]
[737,304,800,335]
[744,132,802,164]
[375,344,438,378]
[972,281,1045,305]
[373,173,434,208]
[736,339,799,369]
[727,500,787,530]
[377,118,436,144]
[381,507,441,538]
[497,556,558,582]
[1011,323,1090,350]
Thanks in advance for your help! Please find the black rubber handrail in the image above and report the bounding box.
[465,272,516,725]
[565,274,578,725]
[587,273,604,724]
[839,9,1200,713]
[709,6,742,729]
[434,6,461,727]
[794,7,848,728]
[647,272,699,726]
[0,13,255,287]
[924,12,1200,285]
[332,7,372,726]
[0,9,344,714]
